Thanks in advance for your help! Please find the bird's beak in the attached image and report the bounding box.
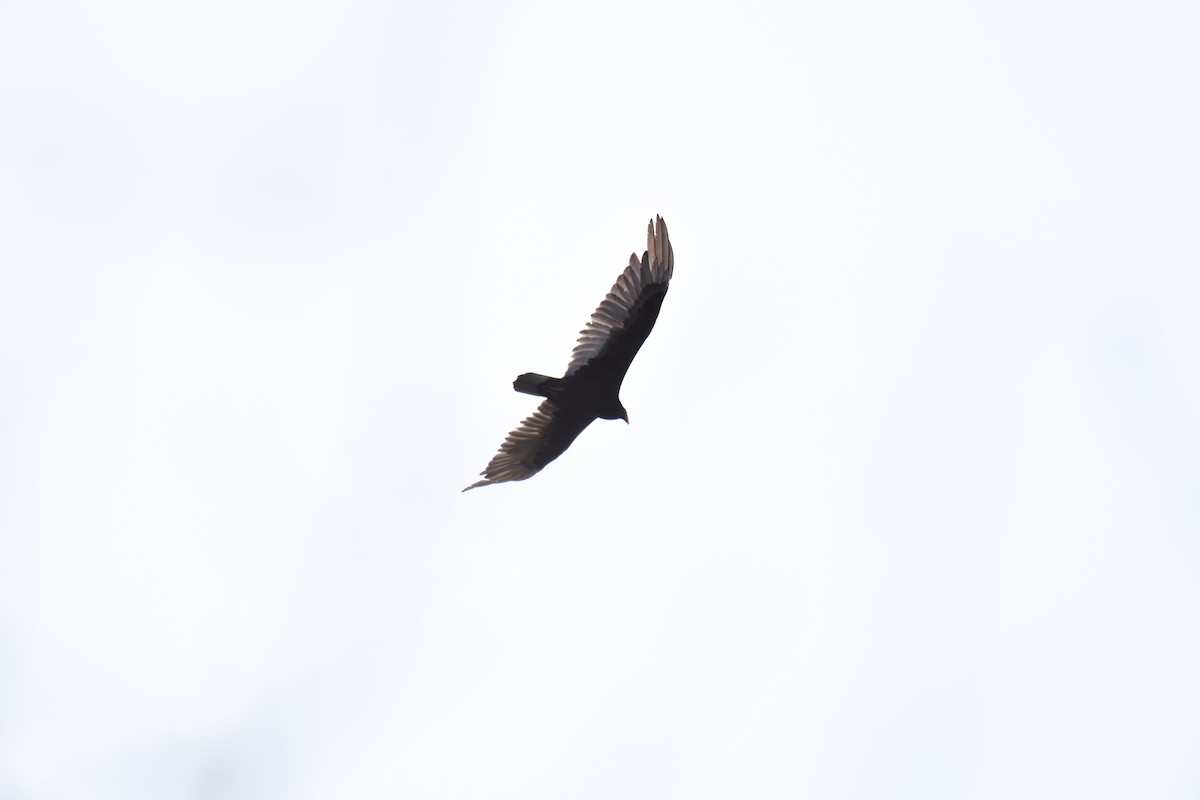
[621,412,629,424]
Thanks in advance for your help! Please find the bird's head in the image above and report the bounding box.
[599,399,629,424]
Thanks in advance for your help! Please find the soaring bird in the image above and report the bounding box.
[464,216,674,491]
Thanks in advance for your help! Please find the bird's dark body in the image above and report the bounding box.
[464,217,673,491]
[513,284,667,417]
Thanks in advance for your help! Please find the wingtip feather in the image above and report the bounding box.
[647,214,672,283]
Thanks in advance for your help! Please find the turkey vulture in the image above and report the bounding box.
[464,216,674,491]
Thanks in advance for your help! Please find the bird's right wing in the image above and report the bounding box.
[463,400,595,491]
[565,216,674,378]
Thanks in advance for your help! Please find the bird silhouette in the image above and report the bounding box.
[465,216,674,491]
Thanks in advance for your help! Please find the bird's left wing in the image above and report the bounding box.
[463,400,595,491]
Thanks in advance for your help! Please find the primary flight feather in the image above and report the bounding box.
[464,216,674,491]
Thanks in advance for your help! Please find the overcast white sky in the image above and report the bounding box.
[2,0,1199,797]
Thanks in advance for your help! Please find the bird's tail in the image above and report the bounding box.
[513,373,560,397]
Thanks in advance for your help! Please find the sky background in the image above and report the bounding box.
[2,0,1199,797]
